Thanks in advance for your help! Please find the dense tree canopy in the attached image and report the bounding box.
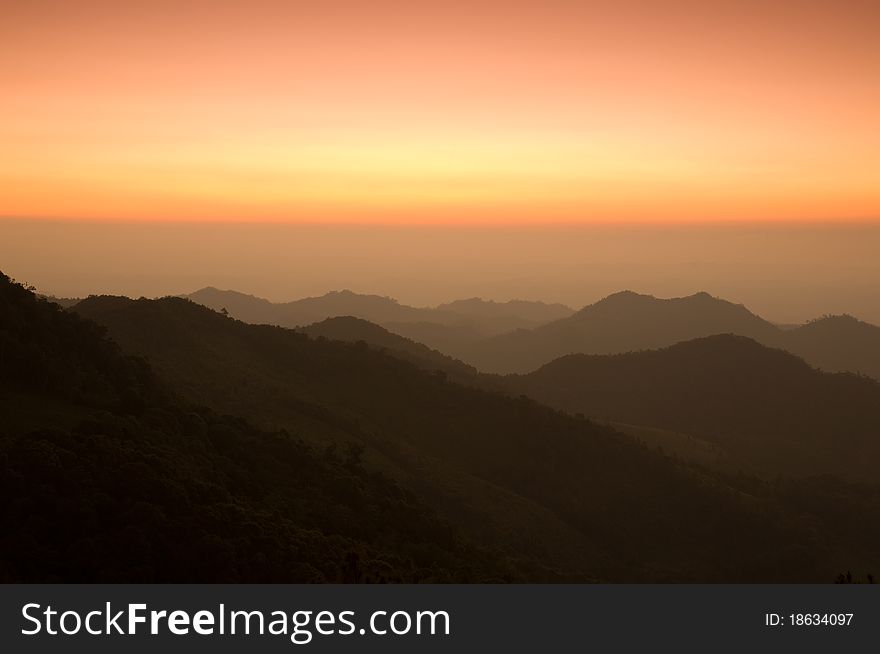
[1,273,876,582]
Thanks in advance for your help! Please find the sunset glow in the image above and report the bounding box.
[3,0,879,224]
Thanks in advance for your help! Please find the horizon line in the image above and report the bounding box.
[4,215,880,229]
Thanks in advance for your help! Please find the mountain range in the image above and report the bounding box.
[456,291,880,379]
[186,287,574,337]
[242,308,880,482]
[459,291,780,373]
[3,271,879,582]
[185,287,880,381]
[505,335,880,481]
[298,316,479,384]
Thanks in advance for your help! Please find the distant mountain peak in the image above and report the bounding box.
[586,290,724,312]
[602,289,651,300]
[188,286,267,301]
[588,290,741,313]
[586,290,654,310]
[316,289,401,304]
[807,313,861,325]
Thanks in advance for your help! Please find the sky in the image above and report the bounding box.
[3,2,879,321]
[4,220,880,325]
[3,0,879,224]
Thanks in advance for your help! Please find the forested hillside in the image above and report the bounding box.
[784,315,880,381]
[298,316,478,383]
[459,291,782,373]
[506,335,880,481]
[0,274,516,582]
[71,291,880,582]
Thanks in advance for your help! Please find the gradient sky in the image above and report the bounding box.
[5,220,880,324]
[2,0,879,224]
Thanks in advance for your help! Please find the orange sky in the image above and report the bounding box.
[2,0,879,224]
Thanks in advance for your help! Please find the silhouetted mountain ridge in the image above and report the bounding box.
[784,314,880,380]
[1,273,510,582]
[436,297,574,326]
[187,287,880,380]
[71,291,880,581]
[298,316,478,382]
[186,287,574,336]
[461,291,780,373]
[506,333,880,480]
[6,272,880,582]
